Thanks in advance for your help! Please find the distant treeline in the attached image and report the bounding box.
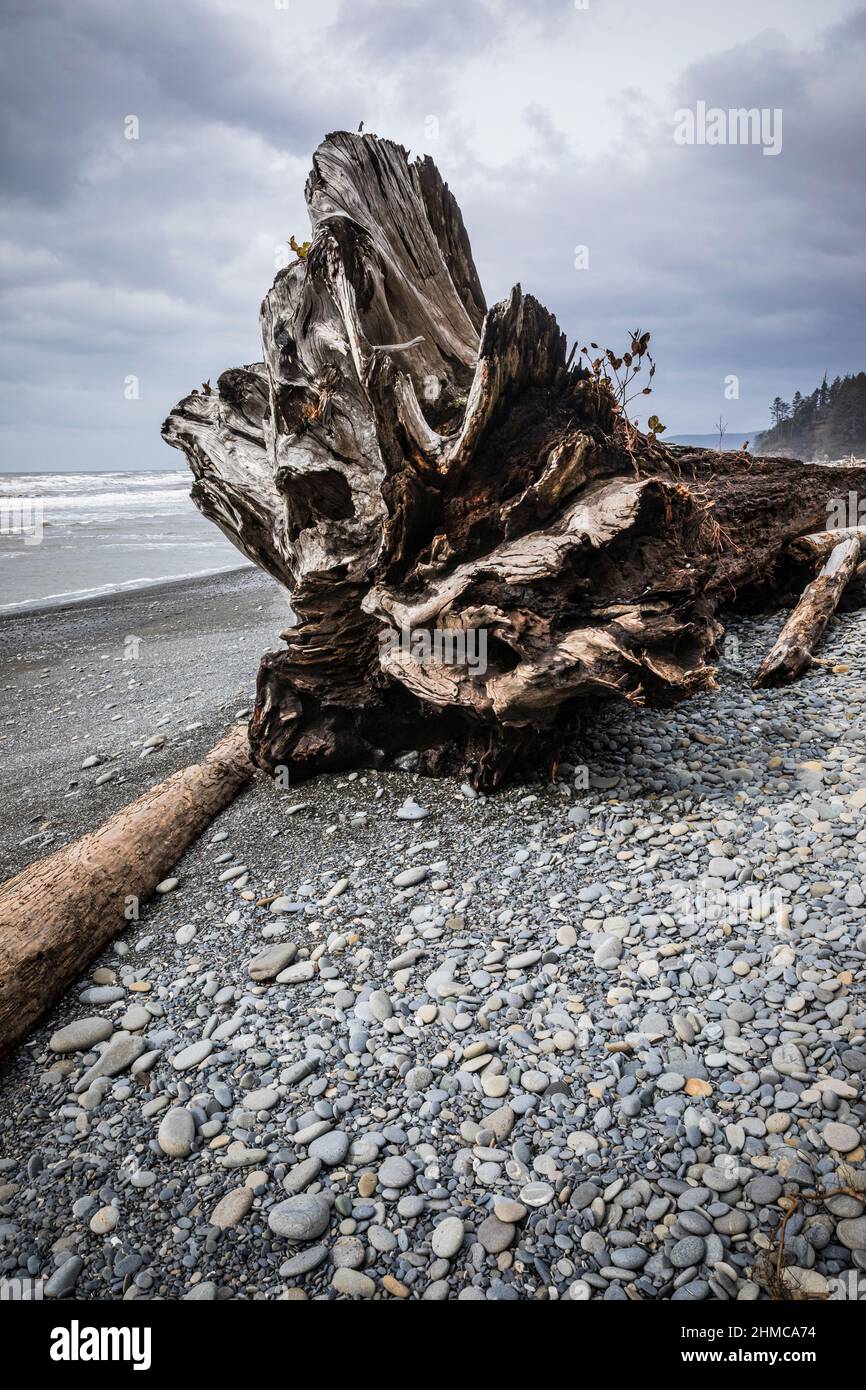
[756,372,866,459]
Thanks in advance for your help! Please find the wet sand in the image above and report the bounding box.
[0,567,289,878]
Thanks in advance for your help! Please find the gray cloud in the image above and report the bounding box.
[0,0,863,472]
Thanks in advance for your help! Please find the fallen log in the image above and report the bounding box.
[753,537,862,688]
[162,131,866,788]
[0,726,253,1065]
[787,526,866,565]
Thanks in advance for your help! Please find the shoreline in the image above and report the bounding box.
[0,563,255,629]
[0,565,288,878]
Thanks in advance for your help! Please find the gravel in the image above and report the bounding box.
[0,604,864,1300]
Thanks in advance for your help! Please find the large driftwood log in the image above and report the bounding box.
[163,132,866,788]
[0,727,252,1064]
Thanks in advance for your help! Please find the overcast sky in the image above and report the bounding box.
[1,0,864,472]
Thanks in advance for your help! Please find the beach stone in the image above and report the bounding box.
[494,1200,527,1222]
[378,1156,414,1189]
[244,1087,279,1111]
[220,1144,268,1169]
[49,1017,112,1053]
[520,1182,554,1207]
[157,1107,195,1158]
[79,986,124,1005]
[684,1078,712,1098]
[368,990,393,1021]
[405,1066,434,1092]
[309,1131,349,1166]
[332,1236,365,1268]
[170,1038,213,1071]
[357,1172,376,1198]
[210,1187,253,1229]
[276,961,315,985]
[431,1216,465,1259]
[267,1193,331,1242]
[89,1205,119,1235]
[477,1215,515,1253]
[394,866,427,888]
[248,943,297,980]
[837,1218,866,1251]
[270,896,302,914]
[283,1157,322,1194]
[119,1005,151,1031]
[715,1210,750,1236]
[482,1074,509,1098]
[748,1176,782,1205]
[333,1268,376,1297]
[788,1268,829,1297]
[670,1235,706,1268]
[823,1121,859,1153]
[772,1043,805,1077]
[486,1106,516,1142]
[520,1069,549,1093]
[76,1034,146,1089]
[44,1257,83,1298]
[280,1246,328,1278]
[183,1282,217,1300]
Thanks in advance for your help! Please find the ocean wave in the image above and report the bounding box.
[0,471,191,512]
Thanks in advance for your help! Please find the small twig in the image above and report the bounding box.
[758,1184,863,1300]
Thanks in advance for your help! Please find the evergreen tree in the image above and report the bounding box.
[757,371,866,459]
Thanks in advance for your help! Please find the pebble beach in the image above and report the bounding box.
[1,573,865,1303]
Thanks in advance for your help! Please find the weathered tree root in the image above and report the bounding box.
[162,131,866,790]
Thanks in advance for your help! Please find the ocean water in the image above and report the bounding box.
[0,471,249,615]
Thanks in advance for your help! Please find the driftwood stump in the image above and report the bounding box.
[163,132,866,789]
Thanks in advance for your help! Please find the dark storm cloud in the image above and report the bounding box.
[0,0,863,472]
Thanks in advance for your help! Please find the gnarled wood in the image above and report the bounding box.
[162,132,866,788]
[0,727,253,1064]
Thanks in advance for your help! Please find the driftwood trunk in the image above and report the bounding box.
[788,526,866,565]
[0,727,252,1063]
[753,536,863,688]
[162,132,866,789]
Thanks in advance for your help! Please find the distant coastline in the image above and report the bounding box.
[667,431,758,451]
